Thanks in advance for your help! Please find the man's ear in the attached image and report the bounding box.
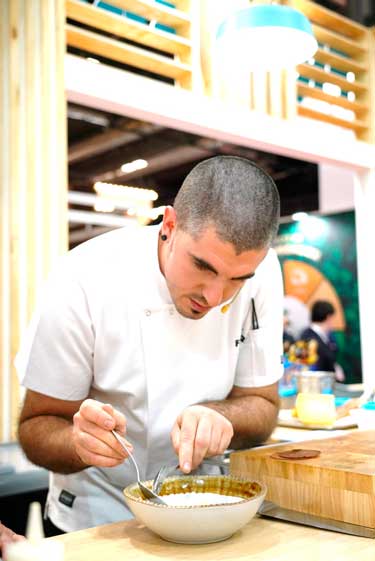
[162,206,177,239]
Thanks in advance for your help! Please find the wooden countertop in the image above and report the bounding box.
[50,515,374,561]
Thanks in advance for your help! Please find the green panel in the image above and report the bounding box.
[276,211,361,384]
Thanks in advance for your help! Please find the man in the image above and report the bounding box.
[300,300,345,381]
[15,156,284,533]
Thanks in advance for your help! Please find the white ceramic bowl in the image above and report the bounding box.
[123,474,266,544]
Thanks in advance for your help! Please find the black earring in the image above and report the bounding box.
[161,234,167,241]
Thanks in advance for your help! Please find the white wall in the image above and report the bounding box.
[318,163,355,213]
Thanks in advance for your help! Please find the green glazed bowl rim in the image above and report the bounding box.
[123,474,267,509]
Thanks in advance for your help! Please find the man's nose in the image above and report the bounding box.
[202,282,225,308]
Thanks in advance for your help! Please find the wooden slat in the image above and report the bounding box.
[314,47,366,75]
[298,104,368,133]
[357,27,375,142]
[0,0,10,441]
[297,63,368,94]
[171,0,189,10]
[1,0,68,441]
[287,0,366,39]
[66,24,191,81]
[108,0,190,29]
[297,83,369,116]
[312,23,367,57]
[9,0,22,440]
[66,0,191,57]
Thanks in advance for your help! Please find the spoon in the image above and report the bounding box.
[152,463,180,495]
[111,430,167,505]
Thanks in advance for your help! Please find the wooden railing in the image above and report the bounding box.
[285,0,374,141]
[66,0,196,89]
[65,0,374,143]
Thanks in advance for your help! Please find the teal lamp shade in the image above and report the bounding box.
[216,4,318,70]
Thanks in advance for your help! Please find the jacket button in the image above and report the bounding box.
[145,310,151,316]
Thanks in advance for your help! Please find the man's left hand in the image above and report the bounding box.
[171,405,233,473]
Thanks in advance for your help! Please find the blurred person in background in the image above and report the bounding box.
[282,309,295,353]
[300,300,345,381]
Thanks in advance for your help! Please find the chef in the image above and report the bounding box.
[14,155,284,534]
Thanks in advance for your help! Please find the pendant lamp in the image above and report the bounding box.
[216,3,318,70]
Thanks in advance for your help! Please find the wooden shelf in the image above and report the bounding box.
[66,0,191,57]
[312,24,367,58]
[297,63,368,94]
[108,0,191,30]
[66,24,191,81]
[298,104,368,133]
[314,48,366,75]
[297,83,369,116]
[288,0,366,39]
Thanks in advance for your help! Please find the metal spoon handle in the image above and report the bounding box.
[111,430,140,481]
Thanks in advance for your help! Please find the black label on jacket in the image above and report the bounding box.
[58,489,76,508]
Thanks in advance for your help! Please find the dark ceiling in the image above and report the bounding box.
[68,103,319,227]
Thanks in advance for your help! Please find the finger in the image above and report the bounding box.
[102,403,126,434]
[73,420,123,467]
[191,415,212,469]
[79,399,118,430]
[206,423,222,457]
[170,420,180,455]
[73,414,133,465]
[217,425,234,456]
[178,412,198,473]
[73,416,133,452]
[216,433,231,457]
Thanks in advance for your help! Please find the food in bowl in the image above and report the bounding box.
[123,474,266,544]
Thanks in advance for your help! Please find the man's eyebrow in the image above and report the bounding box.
[190,254,255,281]
[232,272,255,281]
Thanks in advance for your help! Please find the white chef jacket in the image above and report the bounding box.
[15,225,283,532]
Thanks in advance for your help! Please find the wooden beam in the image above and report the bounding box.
[69,129,140,163]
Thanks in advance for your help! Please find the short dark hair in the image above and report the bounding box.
[311,300,335,323]
[173,155,280,253]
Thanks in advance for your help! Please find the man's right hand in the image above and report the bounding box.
[72,400,133,468]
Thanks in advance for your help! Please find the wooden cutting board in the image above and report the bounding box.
[230,430,375,528]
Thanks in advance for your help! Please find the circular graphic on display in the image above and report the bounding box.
[282,260,346,336]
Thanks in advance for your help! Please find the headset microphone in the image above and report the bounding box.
[220,288,242,314]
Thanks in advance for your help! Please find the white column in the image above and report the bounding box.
[354,169,375,392]
[319,164,355,213]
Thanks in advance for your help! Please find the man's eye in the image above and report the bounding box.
[194,260,208,271]
[231,278,245,285]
